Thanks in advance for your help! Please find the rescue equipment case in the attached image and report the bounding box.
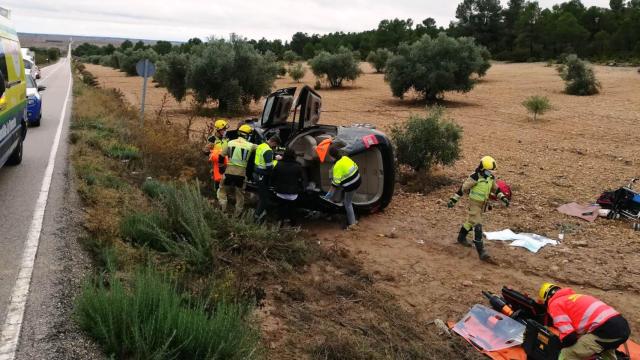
[523,320,561,360]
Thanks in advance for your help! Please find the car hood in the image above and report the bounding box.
[26,88,38,97]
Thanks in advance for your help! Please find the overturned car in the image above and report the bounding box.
[229,85,395,214]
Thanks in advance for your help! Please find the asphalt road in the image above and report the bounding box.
[0,48,99,359]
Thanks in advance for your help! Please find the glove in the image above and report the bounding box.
[447,197,458,208]
[323,191,334,200]
[501,196,510,207]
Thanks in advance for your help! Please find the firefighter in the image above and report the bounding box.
[208,119,230,190]
[539,283,631,360]
[253,135,281,222]
[218,124,257,217]
[325,144,361,229]
[448,156,509,261]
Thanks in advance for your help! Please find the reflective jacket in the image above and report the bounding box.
[254,142,275,174]
[455,170,504,204]
[548,288,620,340]
[223,137,256,177]
[209,136,229,183]
[332,156,361,192]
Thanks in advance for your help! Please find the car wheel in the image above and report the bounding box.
[6,137,23,166]
[36,74,41,79]
[32,114,41,127]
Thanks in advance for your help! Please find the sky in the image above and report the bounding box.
[4,0,611,42]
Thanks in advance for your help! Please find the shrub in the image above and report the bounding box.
[80,70,98,87]
[390,107,462,172]
[188,38,279,112]
[283,49,299,64]
[522,95,552,121]
[309,47,362,88]
[47,47,60,62]
[385,34,491,100]
[288,63,306,82]
[154,53,189,102]
[366,48,393,73]
[314,79,322,90]
[557,54,601,96]
[120,211,171,251]
[277,62,287,77]
[75,269,261,359]
[104,143,141,160]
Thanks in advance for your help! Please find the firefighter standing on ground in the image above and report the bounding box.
[448,156,509,261]
[325,144,361,229]
[539,282,631,360]
[253,135,281,222]
[208,119,229,190]
[218,124,257,217]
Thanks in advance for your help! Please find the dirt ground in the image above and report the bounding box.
[84,62,640,350]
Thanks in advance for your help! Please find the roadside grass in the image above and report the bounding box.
[75,268,261,360]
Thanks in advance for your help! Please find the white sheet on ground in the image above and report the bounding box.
[484,229,558,253]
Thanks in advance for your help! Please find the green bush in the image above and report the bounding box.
[366,48,393,73]
[309,47,362,88]
[141,178,169,199]
[522,95,552,121]
[104,143,141,160]
[385,34,491,100]
[283,49,299,64]
[75,269,261,360]
[288,63,306,82]
[390,107,462,172]
[188,38,279,112]
[120,212,171,251]
[277,62,287,77]
[118,48,159,76]
[557,54,601,96]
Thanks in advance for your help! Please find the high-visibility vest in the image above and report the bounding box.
[254,142,276,170]
[332,156,360,188]
[469,175,494,202]
[227,138,254,168]
[316,139,332,163]
[548,288,620,340]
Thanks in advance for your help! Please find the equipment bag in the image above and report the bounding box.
[522,320,561,360]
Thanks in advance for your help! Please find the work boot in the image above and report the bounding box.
[474,225,491,261]
[456,226,472,247]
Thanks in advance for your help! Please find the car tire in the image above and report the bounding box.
[6,136,23,166]
[36,74,41,79]
[32,114,41,127]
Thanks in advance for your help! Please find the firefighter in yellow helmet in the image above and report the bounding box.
[208,119,230,189]
[218,124,257,216]
[448,156,509,262]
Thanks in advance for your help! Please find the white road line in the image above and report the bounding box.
[38,58,67,83]
[0,60,72,360]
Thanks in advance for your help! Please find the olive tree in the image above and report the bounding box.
[366,48,393,73]
[557,54,601,96]
[187,39,279,112]
[283,50,299,64]
[119,48,159,76]
[309,47,362,88]
[385,34,491,100]
[155,53,189,103]
[522,95,552,121]
[288,63,306,82]
[390,107,462,172]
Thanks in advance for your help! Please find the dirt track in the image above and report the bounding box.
[85,62,640,343]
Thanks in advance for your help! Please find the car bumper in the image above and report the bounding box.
[27,100,41,123]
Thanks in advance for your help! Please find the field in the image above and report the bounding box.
[84,61,640,349]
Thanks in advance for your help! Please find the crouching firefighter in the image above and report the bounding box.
[448,156,509,261]
[539,282,631,360]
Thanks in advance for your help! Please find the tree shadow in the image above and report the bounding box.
[381,97,479,110]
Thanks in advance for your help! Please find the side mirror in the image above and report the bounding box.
[37,85,46,92]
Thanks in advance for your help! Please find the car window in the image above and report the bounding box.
[261,96,274,125]
[26,75,35,89]
[2,40,21,81]
[24,60,31,69]
[0,41,6,82]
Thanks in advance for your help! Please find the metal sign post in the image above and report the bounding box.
[136,59,156,126]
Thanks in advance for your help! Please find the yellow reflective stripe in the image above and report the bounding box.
[578,301,606,333]
[587,308,618,333]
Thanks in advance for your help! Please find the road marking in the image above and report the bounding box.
[39,58,67,83]
[0,59,72,359]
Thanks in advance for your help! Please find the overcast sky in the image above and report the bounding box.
[4,0,611,42]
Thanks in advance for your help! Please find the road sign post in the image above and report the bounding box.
[136,59,156,126]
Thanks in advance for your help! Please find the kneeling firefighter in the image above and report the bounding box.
[539,282,631,360]
[448,156,509,261]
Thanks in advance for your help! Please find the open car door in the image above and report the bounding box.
[294,85,322,130]
[260,87,296,129]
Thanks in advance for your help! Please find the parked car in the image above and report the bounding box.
[0,7,27,168]
[229,85,395,215]
[26,75,44,126]
[23,58,39,79]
